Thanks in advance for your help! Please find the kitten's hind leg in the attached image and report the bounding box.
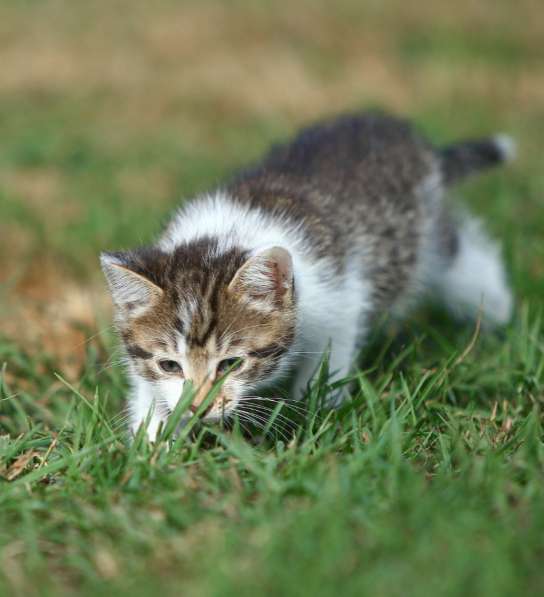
[432,215,512,326]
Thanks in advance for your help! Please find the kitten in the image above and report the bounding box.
[101,111,514,440]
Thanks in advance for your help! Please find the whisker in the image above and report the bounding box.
[236,397,300,419]
[110,411,132,430]
[77,324,116,348]
[237,409,266,429]
[288,350,329,356]
[238,396,312,416]
[237,403,298,430]
[235,406,290,443]
[241,417,289,444]
[114,418,131,431]
[231,412,259,436]
[110,407,131,425]
[95,348,128,377]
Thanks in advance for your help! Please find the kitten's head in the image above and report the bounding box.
[101,240,296,426]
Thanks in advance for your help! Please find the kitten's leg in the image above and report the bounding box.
[327,334,361,407]
[292,267,370,405]
[291,349,324,400]
[292,323,360,406]
[432,215,512,326]
[128,381,165,441]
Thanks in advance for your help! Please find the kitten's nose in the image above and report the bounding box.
[189,401,213,417]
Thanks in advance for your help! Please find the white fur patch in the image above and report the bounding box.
[159,192,308,257]
[433,216,512,326]
[493,134,517,162]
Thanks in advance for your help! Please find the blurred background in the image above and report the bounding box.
[0,0,542,377]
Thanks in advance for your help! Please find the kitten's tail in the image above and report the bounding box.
[440,134,516,185]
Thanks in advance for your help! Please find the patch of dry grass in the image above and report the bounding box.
[2,1,542,131]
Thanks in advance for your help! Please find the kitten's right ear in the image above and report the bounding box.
[100,252,163,314]
[228,246,294,309]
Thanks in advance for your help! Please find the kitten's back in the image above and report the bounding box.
[230,112,434,225]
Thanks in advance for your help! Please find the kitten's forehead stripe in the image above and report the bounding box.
[174,317,185,334]
[126,345,153,360]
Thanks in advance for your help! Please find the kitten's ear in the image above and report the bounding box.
[228,246,294,307]
[100,252,163,314]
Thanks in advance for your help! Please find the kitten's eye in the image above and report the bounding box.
[158,359,183,375]
[217,358,243,375]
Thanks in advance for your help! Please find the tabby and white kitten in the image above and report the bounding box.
[101,112,514,440]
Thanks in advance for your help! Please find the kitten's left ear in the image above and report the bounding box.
[100,252,164,315]
[228,246,294,308]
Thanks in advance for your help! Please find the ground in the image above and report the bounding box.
[0,1,543,595]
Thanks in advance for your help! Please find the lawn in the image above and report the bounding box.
[1,1,543,595]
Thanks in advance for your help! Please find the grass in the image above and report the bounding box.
[1,310,544,596]
[1,0,543,595]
